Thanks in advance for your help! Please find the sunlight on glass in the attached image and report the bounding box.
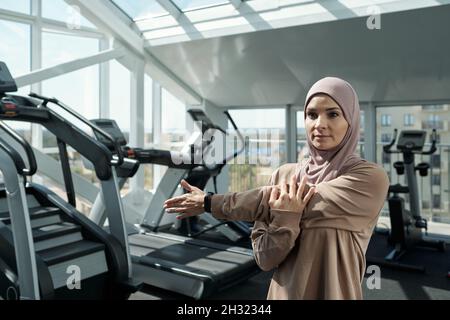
[112,0,168,20]
[0,20,30,76]
[42,31,99,66]
[172,0,229,12]
[0,0,30,14]
[109,60,131,135]
[42,0,95,28]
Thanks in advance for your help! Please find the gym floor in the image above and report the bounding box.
[131,232,450,300]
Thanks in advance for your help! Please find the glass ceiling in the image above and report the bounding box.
[112,0,231,19]
[112,0,169,20]
[109,0,441,46]
[111,0,320,44]
[172,0,230,12]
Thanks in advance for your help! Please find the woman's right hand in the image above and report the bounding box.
[268,174,316,213]
[164,179,206,220]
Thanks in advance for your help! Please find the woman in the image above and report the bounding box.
[164,77,389,300]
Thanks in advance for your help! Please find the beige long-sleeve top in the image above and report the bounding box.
[211,160,389,300]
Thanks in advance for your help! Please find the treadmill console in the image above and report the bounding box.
[187,109,216,134]
[0,62,18,95]
[90,119,127,149]
[397,130,426,151]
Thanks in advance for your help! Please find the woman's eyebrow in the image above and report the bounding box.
[306,107,341,112]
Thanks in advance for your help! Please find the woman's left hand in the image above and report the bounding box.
[269,174,316,213]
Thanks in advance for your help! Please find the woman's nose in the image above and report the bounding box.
[314,115,328,128]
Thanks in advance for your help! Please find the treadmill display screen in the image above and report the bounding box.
[188,109,215,132]
[91,119,127,147]
[0,62,18,94]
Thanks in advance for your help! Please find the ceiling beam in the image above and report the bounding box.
[229,0,243,9]
[155,0,182,20]
[15,47,126,88]
[65,0,145,56]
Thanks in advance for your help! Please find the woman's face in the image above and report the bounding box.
[305,94,349,151]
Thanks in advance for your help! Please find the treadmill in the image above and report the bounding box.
[90,113,260,299]
[0,61,140,299]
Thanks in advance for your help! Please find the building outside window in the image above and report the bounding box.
[381,114,391,127]
[433,194,441,209]
[432,174,441,186]
[431,154,441,169]
[404,114,414,126]
[381,133,392,143]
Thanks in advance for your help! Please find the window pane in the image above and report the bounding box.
[108,61,132,194]
[228,108,286,192]
[0,19,31,133]
[161,88,185,151]
[144,75,153,147]
[109,60,131,140]
[42,0,95,28]
[150,89,186,189]
[144,75,153,190]
[376,104,450,234]
[112,0,168,20]
[41,65,100,145]
[41,31,99,148]
[357,110,365,158]
[0,0,30,14]
[172,0,229,11]
[41,29,100,116]
[296,110,307,162]
[39,65,100,194]
[42,31,99,67]
[0,20,30,77]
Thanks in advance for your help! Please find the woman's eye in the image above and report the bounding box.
[329,112,339,118]
[307,112,317,119]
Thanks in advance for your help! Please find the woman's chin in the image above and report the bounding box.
[313,142,332,151]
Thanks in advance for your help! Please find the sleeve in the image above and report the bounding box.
[210,165,303,271]
[251,210,302,271]
[251,169,303,272]
[210,186,273,223]
[306,163,390,232]
[210,167,283,223]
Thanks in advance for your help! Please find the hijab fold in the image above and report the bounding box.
[297,77,366,184]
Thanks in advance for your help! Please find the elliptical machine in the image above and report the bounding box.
[375,129,446,272]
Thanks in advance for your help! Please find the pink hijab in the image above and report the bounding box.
[298,77,366,184]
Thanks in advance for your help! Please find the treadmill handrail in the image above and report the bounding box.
[0,121,37,176]
[0,138,27,174]
[1,95,115,180]
[29,92,124,167]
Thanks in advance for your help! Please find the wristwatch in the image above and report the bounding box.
[203,192,215,213]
